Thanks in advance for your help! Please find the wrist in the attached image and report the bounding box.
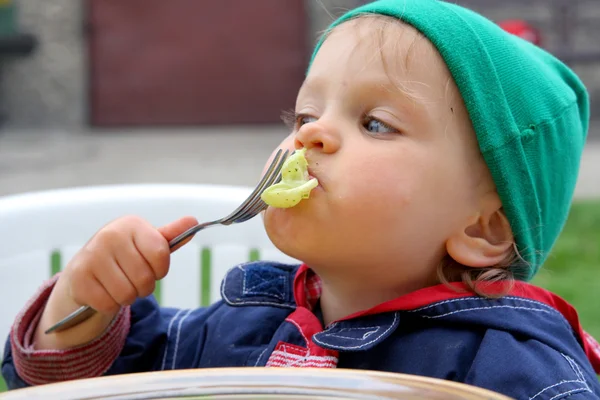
[33,274,118,350]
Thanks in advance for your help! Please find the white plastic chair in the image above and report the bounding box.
[0,183,299,361]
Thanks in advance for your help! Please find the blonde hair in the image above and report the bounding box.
[437,243,530,298]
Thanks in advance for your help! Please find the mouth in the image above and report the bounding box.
[306,165,323,190]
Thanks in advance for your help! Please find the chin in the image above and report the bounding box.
[263,204,316,260]
[264,206,298,242]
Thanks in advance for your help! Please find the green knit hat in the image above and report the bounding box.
[311,0,589,281]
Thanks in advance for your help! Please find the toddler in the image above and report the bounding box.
[3,1,600,398]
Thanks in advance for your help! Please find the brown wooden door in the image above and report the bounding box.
[87,0,308,126]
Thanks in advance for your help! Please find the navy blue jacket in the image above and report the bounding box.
[3,261,600,399]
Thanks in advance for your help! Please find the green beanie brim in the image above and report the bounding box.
[310,0,589,280]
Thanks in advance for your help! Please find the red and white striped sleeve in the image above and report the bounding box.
[9,274,130,385]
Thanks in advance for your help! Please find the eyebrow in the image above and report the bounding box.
[299,74,431,120]
[367,78,431,117]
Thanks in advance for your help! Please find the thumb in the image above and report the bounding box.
[157,216,199,252]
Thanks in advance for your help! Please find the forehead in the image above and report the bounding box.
[306,16,452,99]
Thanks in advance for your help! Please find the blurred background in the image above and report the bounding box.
[0,0,599,195]
[0,0,598,365]
[0,0,598,195]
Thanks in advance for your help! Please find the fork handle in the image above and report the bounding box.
[168,219,216,249]
[44,221,217,334]
[44,304,97,334]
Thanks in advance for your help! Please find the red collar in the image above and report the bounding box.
[294,265,322,311]
[293,263,600,373]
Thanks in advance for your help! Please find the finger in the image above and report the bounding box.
[71,273,121,316]
[93,257,139,308]
[116,239,158,296]
[157,216,199,252]
[132,223,172,280]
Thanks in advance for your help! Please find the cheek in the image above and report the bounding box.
[320,156,416,240]
[336,155,417,208]
[262,205,306,259]
[334,148,460,229]
[431,152,478,206]
[412,149,479,232]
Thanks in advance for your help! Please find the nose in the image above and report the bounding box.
[293,119,341,153]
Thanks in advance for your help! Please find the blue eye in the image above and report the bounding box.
[364,118,397,135]
[279,110,318,131]
[298,115,317,127]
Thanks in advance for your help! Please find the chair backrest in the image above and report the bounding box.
[0,184,299,359]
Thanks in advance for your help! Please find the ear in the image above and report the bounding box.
[446,194,514,268]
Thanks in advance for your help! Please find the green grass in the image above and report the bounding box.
[533,199,600,340]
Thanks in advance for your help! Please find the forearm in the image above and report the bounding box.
[4,274,130,386]
[33,274,118,350]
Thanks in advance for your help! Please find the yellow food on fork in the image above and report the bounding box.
[261,148,318,208]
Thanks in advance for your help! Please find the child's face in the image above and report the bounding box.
[262,18,496,292]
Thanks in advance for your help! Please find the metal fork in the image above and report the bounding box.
[44,149,290,334]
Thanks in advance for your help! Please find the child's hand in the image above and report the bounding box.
[61,215,198,315]
[34,215,198,350]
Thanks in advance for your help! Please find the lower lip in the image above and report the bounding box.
[309,175,323,190]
